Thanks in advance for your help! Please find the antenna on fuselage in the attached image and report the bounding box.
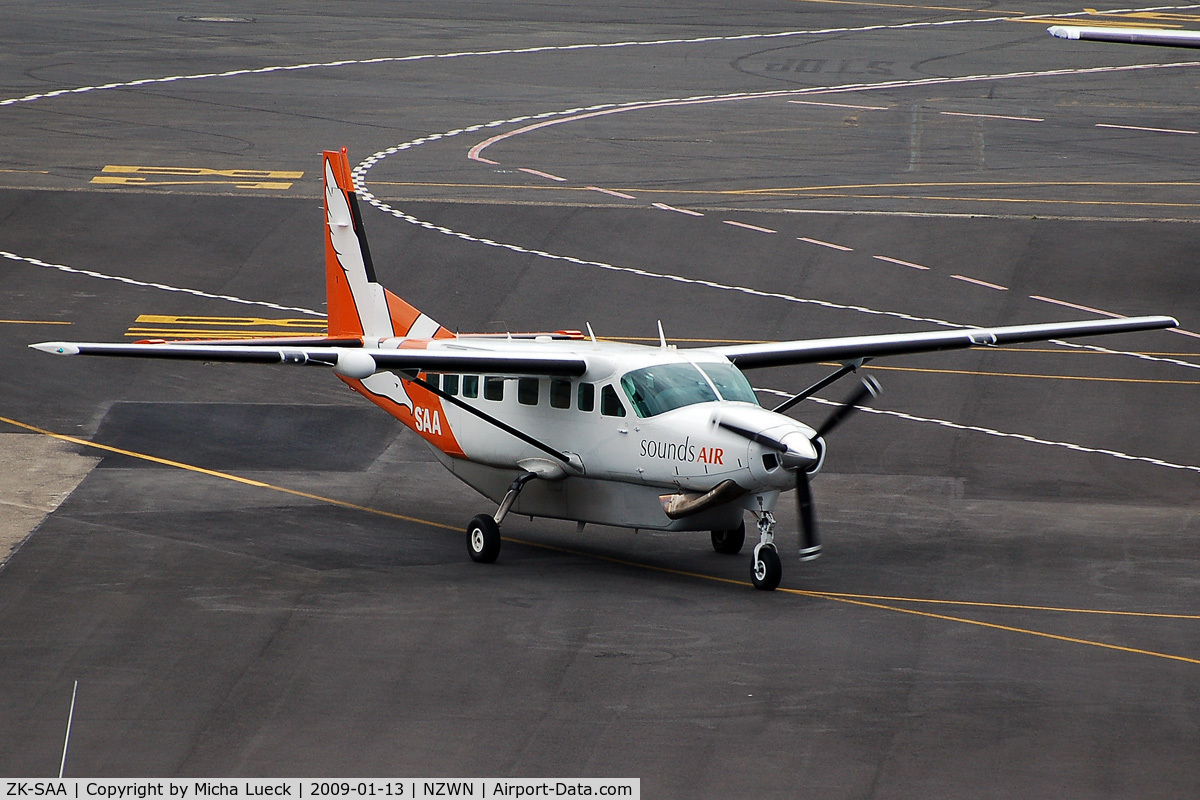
[586,322,599,350]
[657,320,667,349]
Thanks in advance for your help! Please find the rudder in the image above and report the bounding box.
[323,148,449,341]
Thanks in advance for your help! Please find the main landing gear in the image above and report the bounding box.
[467,471,537,564]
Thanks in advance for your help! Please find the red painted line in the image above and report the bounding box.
[586,186,636,199]
[723,220,776,234]
[519,167,567,182]
[1029,295,1123,318]
[951,274,1008,291]
[797,236,853,252]
[652,202,704,217]
[873,255,929,270]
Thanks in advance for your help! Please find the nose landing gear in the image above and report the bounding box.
[750,511,781,591]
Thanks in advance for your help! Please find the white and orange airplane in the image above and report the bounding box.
[33,149,1178,590]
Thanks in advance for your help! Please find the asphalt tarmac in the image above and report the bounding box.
[0,2,1197,797]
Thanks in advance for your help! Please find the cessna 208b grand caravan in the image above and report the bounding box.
[33,149,1177,590]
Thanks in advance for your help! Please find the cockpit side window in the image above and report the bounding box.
[600,384,627,417]
[699,362,760,405]
[619,363,718,418]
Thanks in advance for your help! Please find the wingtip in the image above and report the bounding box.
[1047,25,1077,40]
[30,342,79,355]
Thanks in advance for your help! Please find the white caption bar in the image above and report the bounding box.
[1,780,639,800]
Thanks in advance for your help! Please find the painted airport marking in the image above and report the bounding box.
[0,250,323,317]
[652,202,704,216]
[92,165,303,191]
[518,167,567,181]
[1095,123,1199,135]
[1031,294,1124,318]
[792,393,1200,475]
[797,236,853,251]
[873,255,930,270]
[586,186,637,199]
[126,314,326,339]
[0,318,71,325]
[951,274,1008,290]
[787,99,890,110]
[940,110,1044,122]
[723,220,777,234]
[4,409,1197,665]
[16,6,1187,111]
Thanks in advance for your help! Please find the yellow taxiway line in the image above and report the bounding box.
[2,412,1195,666]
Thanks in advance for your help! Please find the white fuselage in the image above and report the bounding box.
[342,336,819,531]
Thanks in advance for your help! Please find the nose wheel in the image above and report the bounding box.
[750,511,783,590]
[752,545,781,591]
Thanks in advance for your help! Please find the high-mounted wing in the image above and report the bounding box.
[1048,26,1200,49]
[29,341,588,378]
[704,316,1178,370]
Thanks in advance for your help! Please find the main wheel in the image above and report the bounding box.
[711,521,746,555]
[752,545,781,591]
[467,514,501,563]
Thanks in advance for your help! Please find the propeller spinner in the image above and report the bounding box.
[720,376,880,562]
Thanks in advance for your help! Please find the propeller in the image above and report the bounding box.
[719,376,881,561]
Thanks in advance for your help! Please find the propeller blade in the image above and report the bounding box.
[813,376,881,440]
[796,471,821,561]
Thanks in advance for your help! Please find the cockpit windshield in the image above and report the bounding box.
[699,362,760,405]
[619,361,760,418]
[621,364,716,418]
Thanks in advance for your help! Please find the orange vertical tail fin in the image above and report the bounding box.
[322,148,451,341]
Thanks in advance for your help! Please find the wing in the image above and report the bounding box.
[29,341,587,378]
[703,316,1178,370]
[1049,26,1200,49]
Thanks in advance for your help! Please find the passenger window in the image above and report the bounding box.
[443,374,459,396]
[550,379,571,409]
[462,375,479,399]
[577,383,595,412]
[484,376,505,401]
[425,373,440,390]
[600,384,627,417]
[517,377,539,406]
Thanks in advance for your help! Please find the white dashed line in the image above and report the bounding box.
[586,186,637,199]
[652,202,704,217]
[797,237,853,252]
[1096,123,1199,135]
[778,392,1200,475]
[940,111,1044,122]
[951,274,1008,291]
[787,100,890,111]
[723,220,776,234]
[519,168,567,182]
[873,255,930,270]
[1030,295,1123,318]
[0,251,323,317]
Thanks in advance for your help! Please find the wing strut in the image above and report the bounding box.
[405,374,575,467]
[772,360,864,414]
